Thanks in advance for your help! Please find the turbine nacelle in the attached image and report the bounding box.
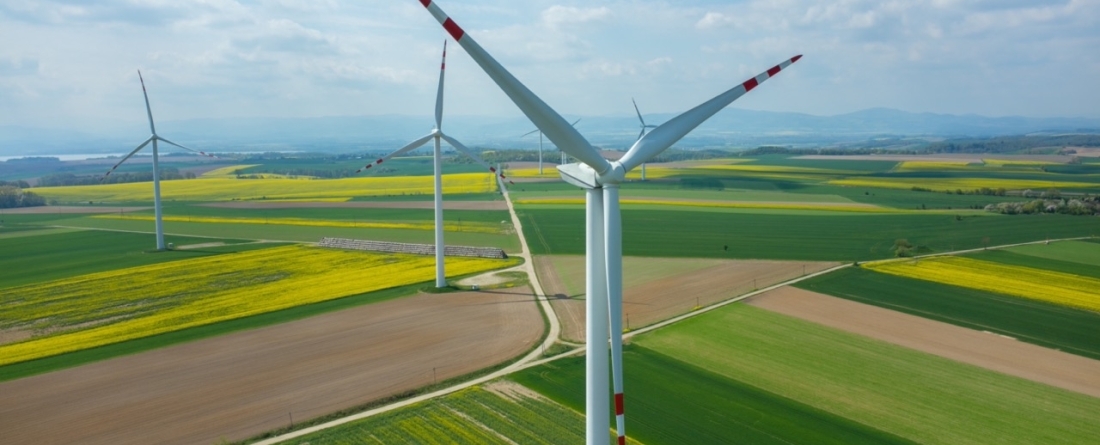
[558,162,626,190]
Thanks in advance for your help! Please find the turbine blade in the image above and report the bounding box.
[441,134,513,185]
[156,136,218,159]
[619,54,802,172]
[418,1,610,175]
[521,128,541,138]
[355,133,434,173]
[138,70,156,135]
[435,40,447,131]
[637,128,646,141]
[632,98,646,127]
[103,137,153,181]
[571,118,581,127]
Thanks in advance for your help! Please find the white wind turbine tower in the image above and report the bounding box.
[522,118,580,175]
[631,99,658,181]
[355,41,510,288]
[104,71,219,251]
[418,2,801,444]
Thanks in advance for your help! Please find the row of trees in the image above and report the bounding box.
[0,183,46,208]
[35,168,196,187]
[984,197,1099,216]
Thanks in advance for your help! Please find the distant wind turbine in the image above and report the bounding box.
[417,2,802,444]
[355,41,509,288]
[103,71,219,251]
[631,98,659,181]
[522,118,580,175]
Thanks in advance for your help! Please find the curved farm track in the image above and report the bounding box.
[0,287,542,445]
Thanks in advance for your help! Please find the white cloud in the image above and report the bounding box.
[541,5,612,29]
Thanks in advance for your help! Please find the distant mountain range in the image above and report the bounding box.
[3,108,1099,156]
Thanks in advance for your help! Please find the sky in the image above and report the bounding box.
[1,0,1098,134]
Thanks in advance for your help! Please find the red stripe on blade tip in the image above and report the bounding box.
[767,66,781,76]
[742,78,758,92]
[615,393,624,414]
[618,436,626,445]
[443,18,465,40]
[419,0,431,7]
[792,54,802,62]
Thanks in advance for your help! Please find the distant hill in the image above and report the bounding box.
[2,109,1098,156]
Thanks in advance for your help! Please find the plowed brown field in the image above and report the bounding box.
[0,288,542,445]
[535,256,837,341]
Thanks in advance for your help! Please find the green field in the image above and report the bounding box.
[0,229,266,288]
[287,386,586,444]
[1001,239,1100,267]
[796,267,1100,359]
[513,347,916,445]
[967,249,1100,280]
[171,204,512,225]
[517,208,1100,260]
[634,304,1100,445]
[56,216,521,252]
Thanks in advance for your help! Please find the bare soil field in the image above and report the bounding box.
[535,256,837,342]
[1070,147,1100,157]
[202,200,507,211]
[0,288,542,445]
[0,205,150,214]
[746,286,1100,398]
[795,154,1073,163]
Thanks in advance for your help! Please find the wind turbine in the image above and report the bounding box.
[417,2,801,444]
[631,99,658,181]
[522,118,580,175]
[354,41,509,288]
[104,71,219,251]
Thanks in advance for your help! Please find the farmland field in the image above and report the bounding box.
[1001,239,1100,267]
[1,288,544,444]
[864,256,1100,312]
[289,384,590,445]
[633,304,1100,445]
[513,347,917,445]
[0,229,266,288]
[517,207,1100,260]
[967,249,1100,280]
[0,245,518,365]
[31,172,498,203]
[795,267,1100,359]
[54,215,522,251]
[536,255,836,341]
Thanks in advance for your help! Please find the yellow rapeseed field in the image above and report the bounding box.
[514,197,907,213]
[0,245,517,365]
[829,177,1098,191]
[865,256,1100,312]
[32,173,497,203]
[91,214,504,234]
